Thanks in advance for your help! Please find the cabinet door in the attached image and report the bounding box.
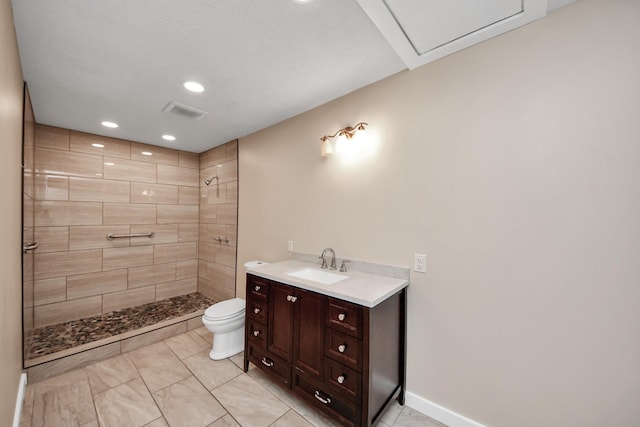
[268,282,294,362]
[293,289,325,379]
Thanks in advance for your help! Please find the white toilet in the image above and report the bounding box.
[202,260,268,360]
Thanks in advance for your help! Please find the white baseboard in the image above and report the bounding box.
[405,391,486,427]
[12,373,27,427]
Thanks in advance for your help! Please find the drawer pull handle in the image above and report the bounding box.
[338,344,347,353]
[337,313,346,321]
[314,390,331,405]
[254,285,261,292]
[337,375,346,384]
[253,308,260,314]
[287,295,298,303]
[261,357,274,367]
[253,330,260,337]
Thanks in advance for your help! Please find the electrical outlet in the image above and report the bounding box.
[414,254,426,273]
[287,240,294,252]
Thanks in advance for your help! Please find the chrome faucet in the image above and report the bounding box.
[319,248,337,270]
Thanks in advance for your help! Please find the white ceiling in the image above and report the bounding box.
[12,0,569,153]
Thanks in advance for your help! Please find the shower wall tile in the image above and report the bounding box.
[33,277,67,306]
[35,147,103,178]
[103,203,156,225]
[130,183,178,204]
[69,225,130,250]
[156,278,197,301]
[205,263,235,290]
[35,201,103,226]
[34,174,69,201]
[34,296,102,328]
[34,227,69,253]
[176,260,198,280]
[226,181,238,201]
[215,160,238,184]
[102,286,155,313]
[103,246,154,271]
[128,263,176,289]
[179,151,199,169]
[215,245,237,268]
[67,270,128,300]
[69,177,130,202]
[206,184,227,205]
[131,142,179,165]
[35,125,70,150]
[178,186,199,205]
[200,145,226,169]
[216,203,238,225]
[131,224,177,246]
[198,277,233,302]
[178,224,199,242]
[154,242,197,264]
[157,165,199,187]
[34,249,103,280]
[103,157,156,183]
[70,131,131,159]
[157,205,198,224]
[198,242,216,263]
[199,205,217,223]
[226,141,238,160]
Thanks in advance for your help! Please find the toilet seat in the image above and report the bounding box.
[203,297,245,321]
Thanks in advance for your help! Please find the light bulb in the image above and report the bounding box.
[335,133,349,153]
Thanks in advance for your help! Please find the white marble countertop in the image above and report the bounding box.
[246,260,409,308]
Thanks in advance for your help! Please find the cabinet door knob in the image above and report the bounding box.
[314,390,331,405]
[290,296,298,303]
[337,375,346,384]
[254,285,261,292]
[253,308,260,314]
[337,313,346,321]
[253,330,260,337]
[338,344,347,353]
[261,357,274,367]
[286,295,292,302]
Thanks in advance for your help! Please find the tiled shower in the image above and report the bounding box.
[22,116,238,377]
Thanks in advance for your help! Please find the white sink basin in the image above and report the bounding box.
[288,268,348,285]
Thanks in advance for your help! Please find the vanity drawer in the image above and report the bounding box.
[247,274,269,300]
[247,319,267,349]
[326,298,363,338]
[248,299,268,323]
[324,358,362,403]
[247,343,290,386]
[293,372,360,427]
[325,329,363,372]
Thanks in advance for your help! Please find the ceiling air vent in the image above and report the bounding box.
[162,100,208,120]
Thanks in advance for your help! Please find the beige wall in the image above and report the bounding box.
[32,125,200,328]
[198,141,239,301]
[238,1,640,426]
[0,0,25,423]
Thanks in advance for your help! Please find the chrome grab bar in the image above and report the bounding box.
[106,232,154,240]
[23,241,38,253]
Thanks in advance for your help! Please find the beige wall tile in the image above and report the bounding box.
[103,246,154,271]
[34,249,102,280]
[199,205,217,223]
[35,201,103,226]
[157,205,198,224]
[226,140,238,161]
[69,177,130,202]
[178,186,199,205]
[216,203,237,225]
[206,184,227,205]
[215,160,237,184]
[157,165,199,187]
[34,174,69,201]
[121,322,186,353]
[155,278,197,300]
[197,277,233,302]
[131,143,179,165]
[130,182,178,204]
[35,125,70,150]
[34,227,69,253]
[200,146,226,169]
[198,260,207,278]
[205,263,235,290]
[67,270,128,300]
[102,286,155,313]
[131,224,177,246]
[103,203,156,225]
[69,225,131,250]
[128,263,176,289]
[198,242,216,262]
[103,157,156,183]
[34,296,102,327]
[179,151,199,169]
[154,242,197,264]
[178,224,198,242]
[35,147,103,178]
[226,181,237,202]
[215,245,236,268]
[70,131,131,159]
[176,259,197,280]
[33,277,66,306]
[186,317,204,331]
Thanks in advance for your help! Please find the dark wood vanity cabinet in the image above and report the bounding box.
[244,273,406,427]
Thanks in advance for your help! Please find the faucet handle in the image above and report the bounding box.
[339,260,350,272]
[319,255,328,269]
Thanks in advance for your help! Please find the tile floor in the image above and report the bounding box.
[20,327,447,427]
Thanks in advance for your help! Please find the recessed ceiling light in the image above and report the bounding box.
[162,134,176,141]
[183,81,204,93]
[290,0,315,3]
[101,121,118,128]
[141,151,153,156]
[92,143,104,148]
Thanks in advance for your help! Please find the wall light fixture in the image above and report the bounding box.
[319,122,368,157]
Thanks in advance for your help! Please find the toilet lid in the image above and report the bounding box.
[204,298,245,321]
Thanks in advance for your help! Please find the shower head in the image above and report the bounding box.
[204,176,218,186]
